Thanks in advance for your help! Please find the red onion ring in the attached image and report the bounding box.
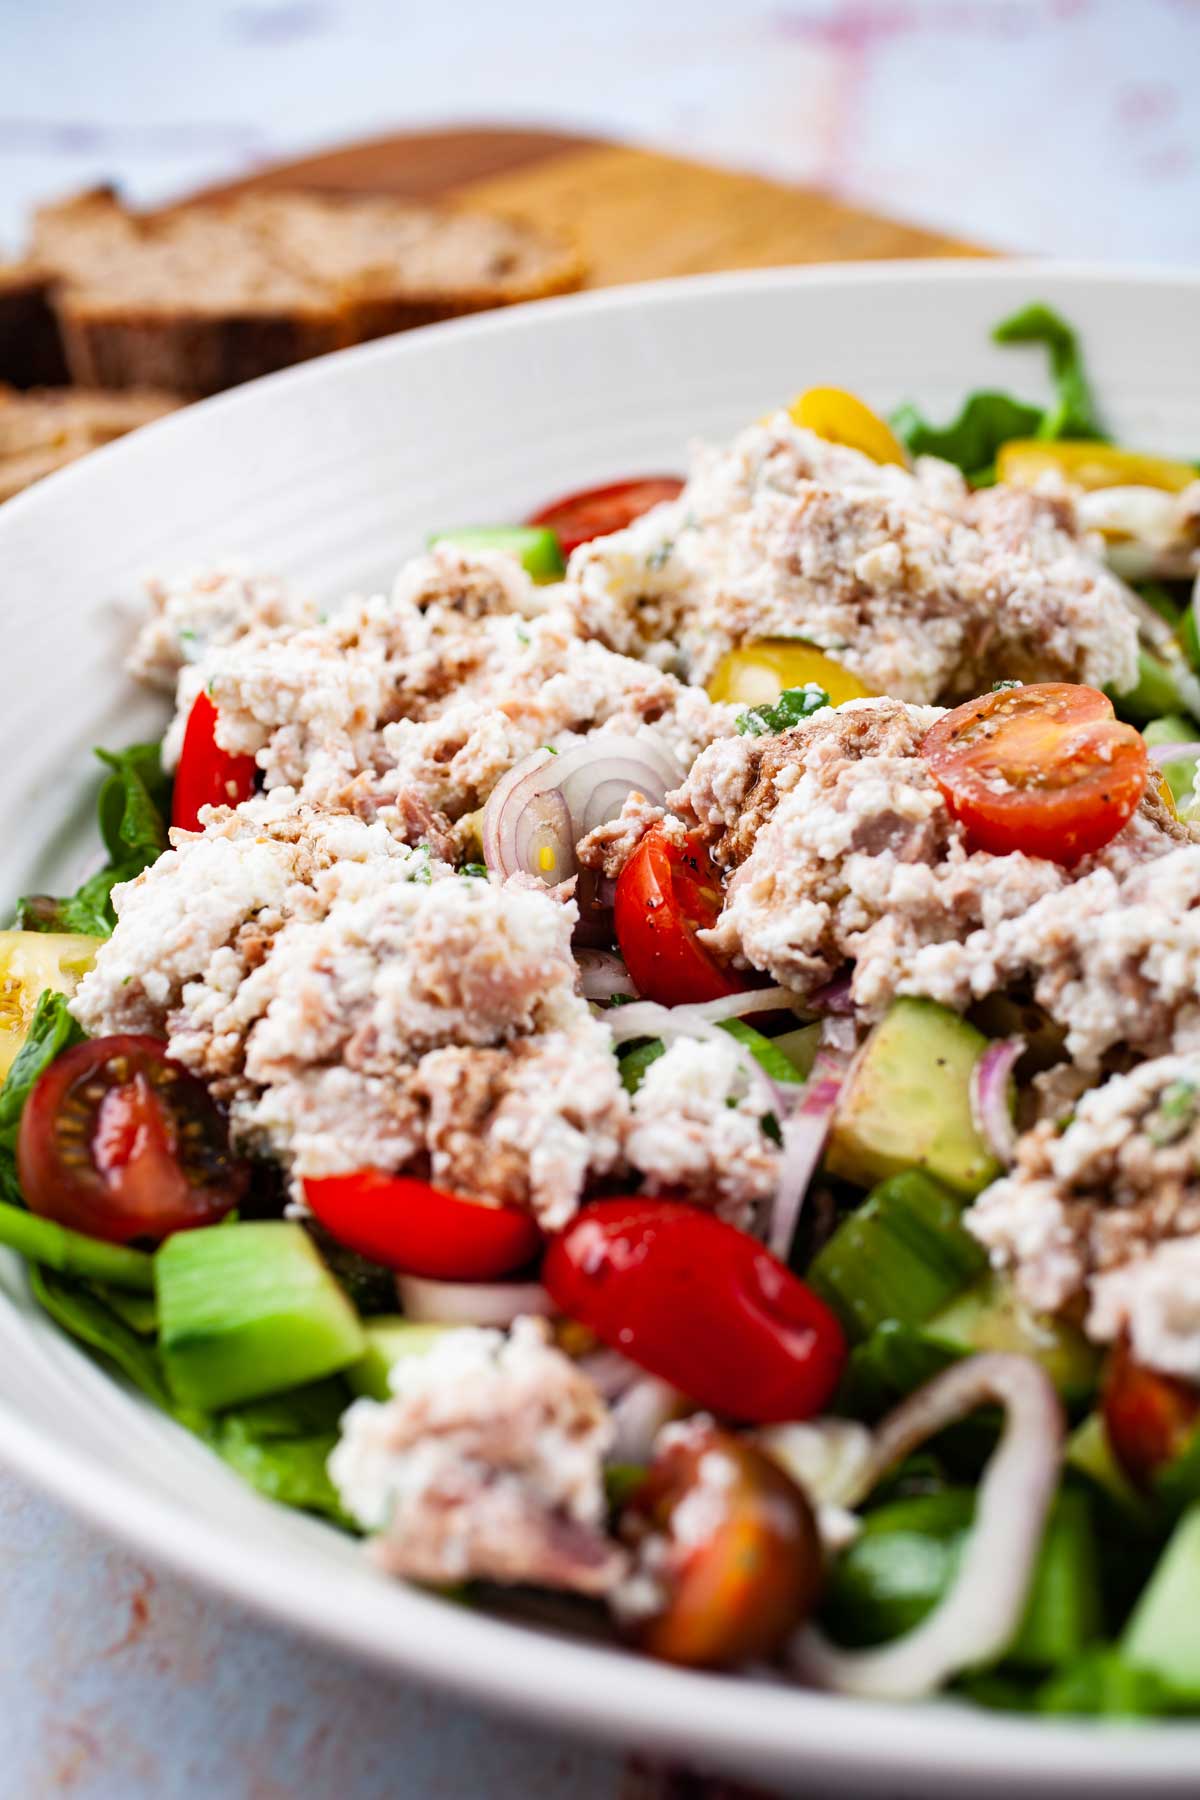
[1149,740,1200,765]
[396,1273,554,1327]
[481,735,684,887]
[808,969,856,1016]
[610,1376,682,1462]
[791,1353,1064,1700]
[768,1047,848,1260]
[575,949,637,1003]
[969,1037,1023,1168]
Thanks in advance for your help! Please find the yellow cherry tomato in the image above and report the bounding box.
[789,387,908,467]
[0,930,100,1079]
[707,640,873,709]
[996,440,1198,495]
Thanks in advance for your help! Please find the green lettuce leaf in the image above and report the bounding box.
[890,301,1106,482]
[19,742,171,936]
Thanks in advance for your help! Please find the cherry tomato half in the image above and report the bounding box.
[614,824,747,1008]
[171,691,258,833]
[1103,1340,1200,1491]
[543,1198,847,1423]
[527,477,684,560]
[921,682,1148,865]
[18,1034,249,1244]
[620,1418,823,1668]
[304,1170,542,1280]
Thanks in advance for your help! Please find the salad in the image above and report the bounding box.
[4,302,1200,1719]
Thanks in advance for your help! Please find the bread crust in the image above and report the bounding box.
[33,188,584,396]
[0,266,67,387]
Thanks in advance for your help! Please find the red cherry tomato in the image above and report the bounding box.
[543,1198,846,1423]
[614,824,747,1008]
[18,1034,248,1244]
[527,477,684,559]
[303,1170,542,1280]
[620,1418,823,1667]
[1103,1339,1200,1490]
[171,691,258,832]
[921,683,1148,865]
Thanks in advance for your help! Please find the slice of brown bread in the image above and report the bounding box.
[0,384,180,503]
[0,265,67,387]
[31,188,584,397]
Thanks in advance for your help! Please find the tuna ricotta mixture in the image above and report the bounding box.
[11,317,1200,1715]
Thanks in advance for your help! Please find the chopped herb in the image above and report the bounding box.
[736,683,830,738]
[646,540,674,571]
[541,745,559,755]
[1148,1079,1199,1146]
[992,679,1023,692]
[407,843,434,885]
[459,862,489,880]
[515,627,530,647]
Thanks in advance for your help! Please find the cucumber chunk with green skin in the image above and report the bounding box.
[807,1170,988,1344]
[928,1274,1100,1407]
[1066,1412,1157,1528]
[1109,647,1200,729]
[347,1316,454,1401]
[428,526,565,582]
[1122,1504,1200,1698]
[825,999,1002,1197]
[157,1222,366,1412]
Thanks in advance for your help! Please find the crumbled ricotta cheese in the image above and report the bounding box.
[625,1035,779,1225]
[564,415,1140,703]
[330,1316,626,1593]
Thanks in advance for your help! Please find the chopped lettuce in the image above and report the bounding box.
[890,302,1106,482]
[19,741,171,936]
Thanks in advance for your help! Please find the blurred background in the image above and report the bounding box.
[2,3,1199,1797]
[3,0,1200,262]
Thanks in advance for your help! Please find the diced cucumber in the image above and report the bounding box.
[1066,1412,1157,1527]
[347,1316,453,1401]
[157,1222,366,1412]
[825,998,1002,1197]
[764,1021,822,1083]
[1006,1488,1102,1671]
[718,1017,811,1085]
[1123,1504,1200,1698]
[807,1170,988,1344]
[927,1274,1100,1407]
[428,526,565,582]
[1110,647,1200,728]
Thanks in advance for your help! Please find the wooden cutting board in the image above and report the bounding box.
[199,124,983,287]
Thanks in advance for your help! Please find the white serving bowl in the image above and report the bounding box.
[1,262,1198,1796]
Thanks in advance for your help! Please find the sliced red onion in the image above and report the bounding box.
[768,1047,848,1260]
[791,1353,1063,1701]
[481,736,684,887]
[575,949,637,1003]
[396,1273,555,1327]
[808,969,856,1015]
[610,1376,682,1462]
[687,985,809,1024]
[577,1346,643,1402]
[1149,740,1200,766]
[603,999,780,1119]
[970,1037,1023,1168]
